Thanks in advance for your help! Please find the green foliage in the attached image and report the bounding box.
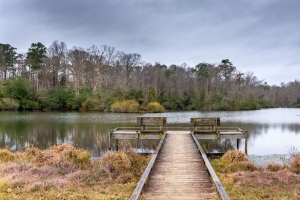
[259,99,274,108]
[0,84,5,98]
[19,99,39,110]
[147,88,157,102]
[27,42,47,70]
[72,88,93,110]
[195,63,209,81]
[110,100,139,113]
[0,43,18,79]
[147,102,165,113]
[126,88,144,104]
[167,93,184,110]
[5,77,34,100]
[0,98,19,110]
[46,88,75,110]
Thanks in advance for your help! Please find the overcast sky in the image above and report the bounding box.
[1,0,299,86]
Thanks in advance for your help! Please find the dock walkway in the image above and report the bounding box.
[140,131,218,200]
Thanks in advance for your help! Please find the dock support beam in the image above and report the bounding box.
[108,131,111,150]
[245,131,248,155]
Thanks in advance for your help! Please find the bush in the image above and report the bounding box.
[47,88,75,110]
[0,149,15,162]
[266,162,283,172]
[1,98,19,110]
[5,77,34,100]
[24,144,91,169]
[290,153,300,174]
[147,102,165,113]
[110,100,139,113]
[211,150,259,173]
[101,151,131,178]
[222,150,248,162]
[19,99,39,110]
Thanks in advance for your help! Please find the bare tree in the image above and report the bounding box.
[47,41,68,89]
[117,52,141,90]
[67,47,88,96]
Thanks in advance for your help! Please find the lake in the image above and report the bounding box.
[0,108,299,158]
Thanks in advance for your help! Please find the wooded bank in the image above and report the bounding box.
[1,41,300,111]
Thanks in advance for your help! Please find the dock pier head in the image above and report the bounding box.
[108,117,247,199]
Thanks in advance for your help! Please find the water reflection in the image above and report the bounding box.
[0,108,300,156]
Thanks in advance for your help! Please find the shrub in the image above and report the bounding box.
[19,99,39,110]
[147,102,165,113]
[24,144,91,169]
[4,77,34,100]
[101,151,131,178]
[110,100,139,113]
[222,150,248,162]
[290,153,300,174]
[1,98,19,110]
[212,150,259,173]
[0,148,15,162]
[266,162,283,172]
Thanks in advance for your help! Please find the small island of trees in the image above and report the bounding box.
[1,41,300,112]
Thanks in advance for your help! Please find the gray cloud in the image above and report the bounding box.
[1,0,300,85]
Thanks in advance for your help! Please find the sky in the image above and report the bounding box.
[1,0,300,86]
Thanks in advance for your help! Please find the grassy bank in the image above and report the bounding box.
[211,150,300,199]
[0,144,151,199]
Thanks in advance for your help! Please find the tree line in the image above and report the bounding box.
[0,41,300,111]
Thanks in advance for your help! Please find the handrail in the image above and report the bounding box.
[191,132,230,200]
[129,131,167,200]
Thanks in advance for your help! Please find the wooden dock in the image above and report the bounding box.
[109,117,246,199]
[140,131,219,200]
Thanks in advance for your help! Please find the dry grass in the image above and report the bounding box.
[211,150,259,173]
[211,150,300,199]
[266,162,284,172]
[0,144,151,199]
[290,154,300,174]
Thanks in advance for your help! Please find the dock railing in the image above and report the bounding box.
[191,132,230,200]
[129,131,167,200]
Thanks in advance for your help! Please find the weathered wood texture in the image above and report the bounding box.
[141,131,219,200]
[191,118,220,133]
[130,132,167,200]
[137,117,166,132]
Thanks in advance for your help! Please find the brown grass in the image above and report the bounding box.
[290,153,300,174]
[266,162,284,172]
[0,144,151,199]
[222,149,248,162]
[211,150,300,199]
[211,150,259,173]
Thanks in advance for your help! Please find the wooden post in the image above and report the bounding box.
[245,131,248,155]
[108,131,111,150]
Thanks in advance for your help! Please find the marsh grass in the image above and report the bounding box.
[211,150,300,199]
[0,143,151,199]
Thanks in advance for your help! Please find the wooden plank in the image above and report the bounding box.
[112,133,138,139]
[139,133,164,139]
[219,131,244,134]
[191,117,220,126]
[219,134,246,139]
[195,134,218,139]
[191,132,230,200]
[139,131,219,200]
[130,132,167,200]
[137,117,166,126]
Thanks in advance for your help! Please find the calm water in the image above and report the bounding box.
[0,108,299,157]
